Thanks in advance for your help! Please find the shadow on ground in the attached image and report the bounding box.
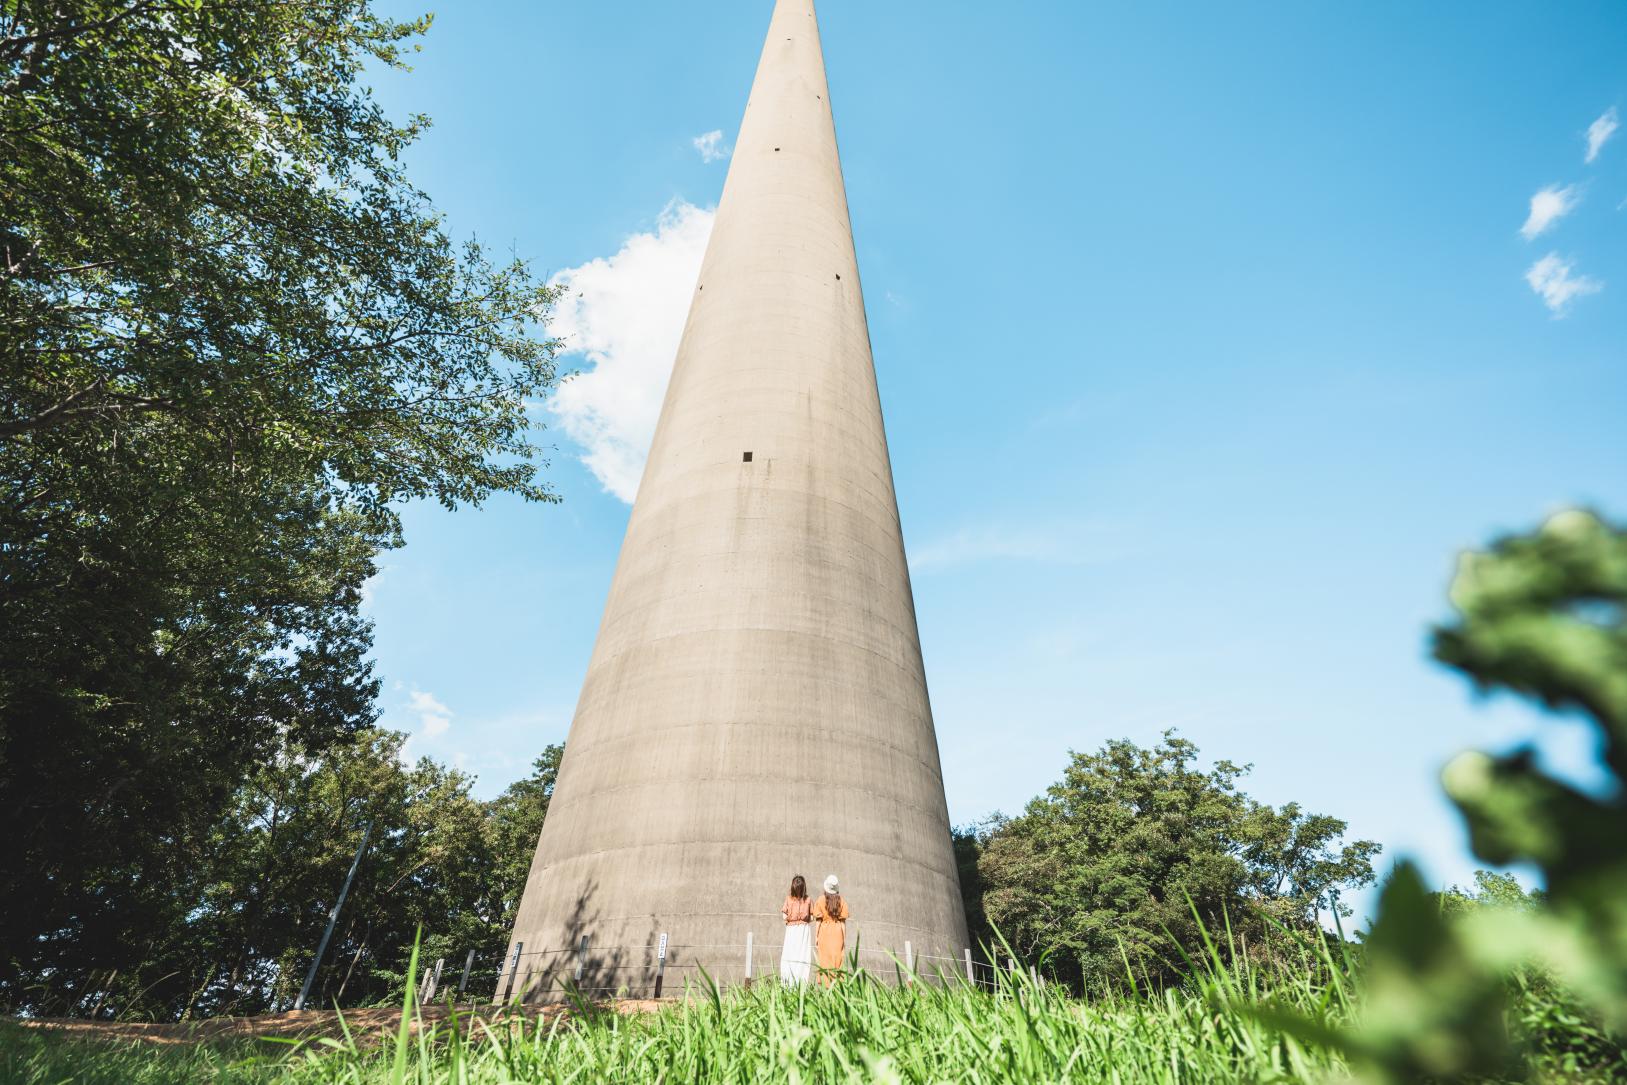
[14,999,670,1048]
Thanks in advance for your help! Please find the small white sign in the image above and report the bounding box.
[657,933,669,961]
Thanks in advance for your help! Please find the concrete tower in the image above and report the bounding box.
[503,0,968,997]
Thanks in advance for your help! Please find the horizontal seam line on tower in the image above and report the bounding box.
[560,721,943,785]
[526,840,959,886]
[630,484,902,534]
[579,626,930,701]
[544,782,953,840]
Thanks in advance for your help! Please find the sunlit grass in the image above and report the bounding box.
[0,1023,273,1084]
[6,941,1355,1084]
[7,934,1618,1084]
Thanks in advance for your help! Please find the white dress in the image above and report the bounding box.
[780,923,813,985]
[779,897,814,985]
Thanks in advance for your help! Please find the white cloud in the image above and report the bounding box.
[408,689,453,738]
[692,129,730,163]
[1524,253,1602,316]
[547,200,715,502]
[1585,107,1618,164]
[1520,184,1581,240]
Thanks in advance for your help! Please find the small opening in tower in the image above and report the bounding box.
[835,273,841,280]
[774,147,781,152]
[743,451,754,463]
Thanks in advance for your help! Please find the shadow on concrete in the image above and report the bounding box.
[512,882,661,1004]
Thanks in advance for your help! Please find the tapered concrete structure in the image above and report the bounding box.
[503,0,967,998]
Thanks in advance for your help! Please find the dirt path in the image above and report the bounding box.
[16,999,670,1048]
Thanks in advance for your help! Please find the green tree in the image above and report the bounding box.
[1435,870,1544,920]
[56,729,563,1020]
[485,745,564,938]
[0,0,559,1009]
[974,731,1379,991]
[951,825,993,955]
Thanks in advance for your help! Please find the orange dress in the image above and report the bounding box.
[811,894,849,984]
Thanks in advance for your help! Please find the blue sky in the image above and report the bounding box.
[363,1,1627,920]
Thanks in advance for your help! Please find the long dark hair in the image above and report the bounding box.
[823,891,842,918]
[789,875,807,900]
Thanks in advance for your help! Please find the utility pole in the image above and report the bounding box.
[294,820,372,1012]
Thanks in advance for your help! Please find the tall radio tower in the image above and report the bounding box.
[505,0,968,996]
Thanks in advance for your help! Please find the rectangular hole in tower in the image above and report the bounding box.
[742,452,754,463]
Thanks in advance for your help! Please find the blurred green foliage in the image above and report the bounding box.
[1435,510,1627,1028]
[1270,510,1627,1083]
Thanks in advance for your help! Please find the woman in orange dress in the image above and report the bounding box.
[810,874,849,986]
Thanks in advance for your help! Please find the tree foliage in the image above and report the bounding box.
[1435,870,1545,920]
[967,731,1379,991]
[26,732,562,1020]
[485,745,563,934]
[0,0,559,1007]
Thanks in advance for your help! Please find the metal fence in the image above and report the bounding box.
[440,932,1047,1005]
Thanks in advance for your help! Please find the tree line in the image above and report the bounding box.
[955,731,1380,992]
[19,737,562,1019]
[11,719,1384,1019]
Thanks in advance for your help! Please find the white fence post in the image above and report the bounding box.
[501,942,523,1003]
[574,934,591,988]
[745,931,754,987]
[420,957,444,1002]
[964,948,974,985]
[653,932,669,999]
[903,941,914,986]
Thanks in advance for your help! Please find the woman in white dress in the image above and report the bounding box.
[779,875,814,986]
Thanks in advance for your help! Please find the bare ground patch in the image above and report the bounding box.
[14,999,671,1048]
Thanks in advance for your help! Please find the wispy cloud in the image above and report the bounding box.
[395,688,454,764]
[547,201,715,502]
[909,521,1130,574]
[1585,107,1618,164]
[1525,253,1602,316]
[1520,184,1581,240]
[692,129,730,163]
[1023,622,1104,661]
[408,689,453,738]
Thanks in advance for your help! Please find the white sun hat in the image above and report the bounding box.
[823,874,839,894]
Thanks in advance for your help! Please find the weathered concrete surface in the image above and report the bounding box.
[503,0,969,998]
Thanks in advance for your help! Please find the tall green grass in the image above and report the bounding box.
[0,1024,275,1084]
[7,937,1617,1084]
[6,941,1355,1085]
[280,980,1345,1083]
